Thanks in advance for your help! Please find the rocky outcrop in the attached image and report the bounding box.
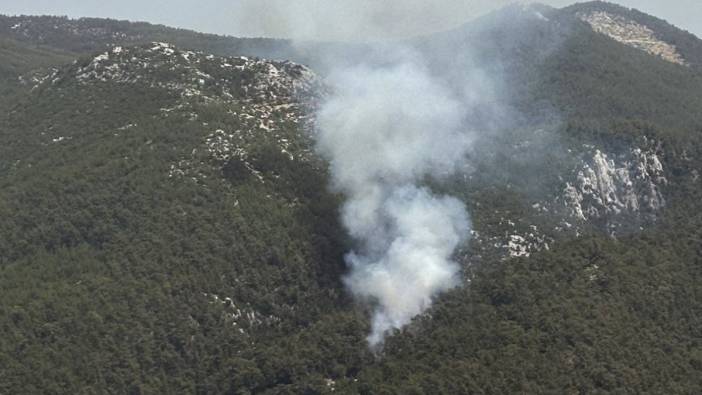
[564,146,667,224]
[51,42,323,106]
[31,42,323,182]
[578,11,687,65]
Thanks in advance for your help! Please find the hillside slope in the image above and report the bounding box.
[0,42,365,393]
[1,2,702,393]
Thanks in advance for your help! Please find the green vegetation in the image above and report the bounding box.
[0,38,74,80]
[1,3,702,393]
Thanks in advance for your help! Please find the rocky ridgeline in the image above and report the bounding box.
[53,42,323,105]
[564,145,667,227]
[28,42,323,182]
[578,11,687,65]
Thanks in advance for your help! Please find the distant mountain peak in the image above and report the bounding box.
[559,1,702,67]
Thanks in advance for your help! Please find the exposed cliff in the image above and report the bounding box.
[564,144,667,233]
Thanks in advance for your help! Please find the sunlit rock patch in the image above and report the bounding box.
[579,11,687,65]
[563,144,667,230]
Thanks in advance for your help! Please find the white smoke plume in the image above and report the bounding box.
[316,57,474,346]
[231,0,491,347]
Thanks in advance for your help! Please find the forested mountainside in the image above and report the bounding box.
[2,1,702,393]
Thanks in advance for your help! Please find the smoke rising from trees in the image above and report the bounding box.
[316,60,475,345]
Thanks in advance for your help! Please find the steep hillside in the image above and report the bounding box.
[565,1,702,66]
[2,2,702,393]
[0,42,367,393]
[0,37,74,111]
[0,37,74,79]
[413,2,702,240]
[422,2,702,134]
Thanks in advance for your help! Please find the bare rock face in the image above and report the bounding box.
[578,11,687,66]
[564,146,667,225]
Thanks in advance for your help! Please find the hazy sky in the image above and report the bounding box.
[0,0,700,40]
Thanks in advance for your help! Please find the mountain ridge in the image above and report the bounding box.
[2,3,702,393]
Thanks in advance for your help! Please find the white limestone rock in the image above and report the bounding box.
[564,146,666,222]
[579,11,687,66]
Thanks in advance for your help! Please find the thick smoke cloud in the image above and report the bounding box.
[316,56,475,346]
[233,0,497,347]
[317,63,472,192]
[341,186,470,346]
